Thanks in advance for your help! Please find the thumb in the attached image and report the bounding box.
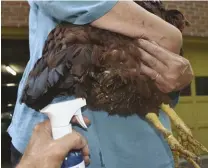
[54,130,87,156]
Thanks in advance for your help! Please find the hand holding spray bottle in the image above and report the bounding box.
[40,98,87,168]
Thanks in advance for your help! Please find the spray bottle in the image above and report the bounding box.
[40,98,87,168]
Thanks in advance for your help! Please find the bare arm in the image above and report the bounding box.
[35,0,182,53]
[91,0,182,54]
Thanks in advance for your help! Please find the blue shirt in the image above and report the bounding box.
[8,1,178,168]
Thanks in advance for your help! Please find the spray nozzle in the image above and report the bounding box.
[40,98,87,129]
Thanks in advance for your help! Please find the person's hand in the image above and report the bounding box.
[138,39,194,93]
[17,118,90,168]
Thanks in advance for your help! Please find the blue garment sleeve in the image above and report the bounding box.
[168,91,180,107]
[34,1,118,25]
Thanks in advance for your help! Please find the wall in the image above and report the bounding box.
[1,1,29,27]
[164,1,208,37]
[1,1,208,37]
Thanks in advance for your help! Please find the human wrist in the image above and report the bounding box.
[16,156,35,168]
[16,161,32,168]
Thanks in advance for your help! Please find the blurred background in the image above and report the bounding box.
[1,1,208,168]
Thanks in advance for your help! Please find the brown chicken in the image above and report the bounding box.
[20,1,207,168]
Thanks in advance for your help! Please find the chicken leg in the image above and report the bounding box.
[160,104,208,155]
[173,151,179,168]
[145,112,203,168]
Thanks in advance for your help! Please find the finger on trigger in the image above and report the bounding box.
[82,144,89,156]
[56,131,87,153]
[84,156,90,166]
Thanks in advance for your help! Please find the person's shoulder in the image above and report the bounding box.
[27,0,37,8]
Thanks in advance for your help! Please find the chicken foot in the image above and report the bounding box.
[161,104,192,136]
[173,151,179,168]
[160,104,208,155]
[145,113,200,168]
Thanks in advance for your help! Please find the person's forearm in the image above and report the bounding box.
[16,160,32,168]
[91,0,182,54]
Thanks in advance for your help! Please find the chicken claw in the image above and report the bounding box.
[161,104,208,155]
[173,151,179,168]
[160,103,192,136]
[145,113,201,168]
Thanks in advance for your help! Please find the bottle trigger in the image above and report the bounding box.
[75,109,87,129]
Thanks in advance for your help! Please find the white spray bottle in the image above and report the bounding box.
[40,98,87,168]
